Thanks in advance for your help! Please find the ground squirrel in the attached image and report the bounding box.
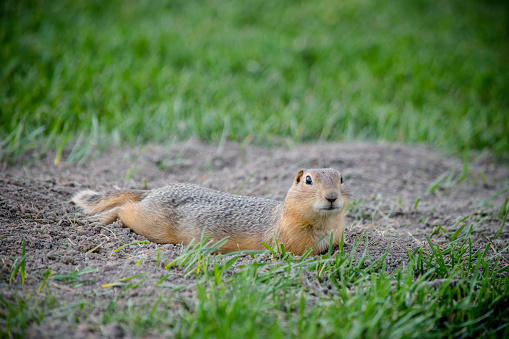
[72,168,349,255]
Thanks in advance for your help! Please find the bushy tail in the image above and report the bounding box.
[72,189,147,215]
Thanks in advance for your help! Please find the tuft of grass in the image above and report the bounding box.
[496,196,509,239]
[8,239,26,285]
[427,168,461,194]
[50,268,99,290]
[113,241,150,253]
[1,0,508,163]
[102,273,151,292]
[0,294,58,338]
[163,229,233,274]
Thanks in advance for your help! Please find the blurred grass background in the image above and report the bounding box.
[1,0,508,163]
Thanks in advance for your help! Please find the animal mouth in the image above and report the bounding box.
[316,201,342,212]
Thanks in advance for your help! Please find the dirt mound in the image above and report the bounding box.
[1,140,508,337]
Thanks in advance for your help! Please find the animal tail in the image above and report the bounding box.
[72,189,148,215]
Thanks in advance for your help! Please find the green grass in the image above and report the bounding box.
[1,1,509,336]
[1,0,508,162]
[2,224,509,338]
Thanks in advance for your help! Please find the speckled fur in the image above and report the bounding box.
[72,168,349,255]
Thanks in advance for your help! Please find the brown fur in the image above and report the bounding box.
[72,168,349,255]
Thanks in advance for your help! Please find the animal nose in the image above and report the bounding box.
[325,192,338,203]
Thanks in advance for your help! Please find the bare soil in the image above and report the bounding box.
[1,140,508,338]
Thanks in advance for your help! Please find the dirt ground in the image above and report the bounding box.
[1,140,508,337]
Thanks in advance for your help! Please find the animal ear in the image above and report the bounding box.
[294,169,305,184]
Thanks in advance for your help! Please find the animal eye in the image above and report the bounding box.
[340,175,344,184]
[305,175,313,185]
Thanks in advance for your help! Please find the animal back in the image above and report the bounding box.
[145,183,281,237]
